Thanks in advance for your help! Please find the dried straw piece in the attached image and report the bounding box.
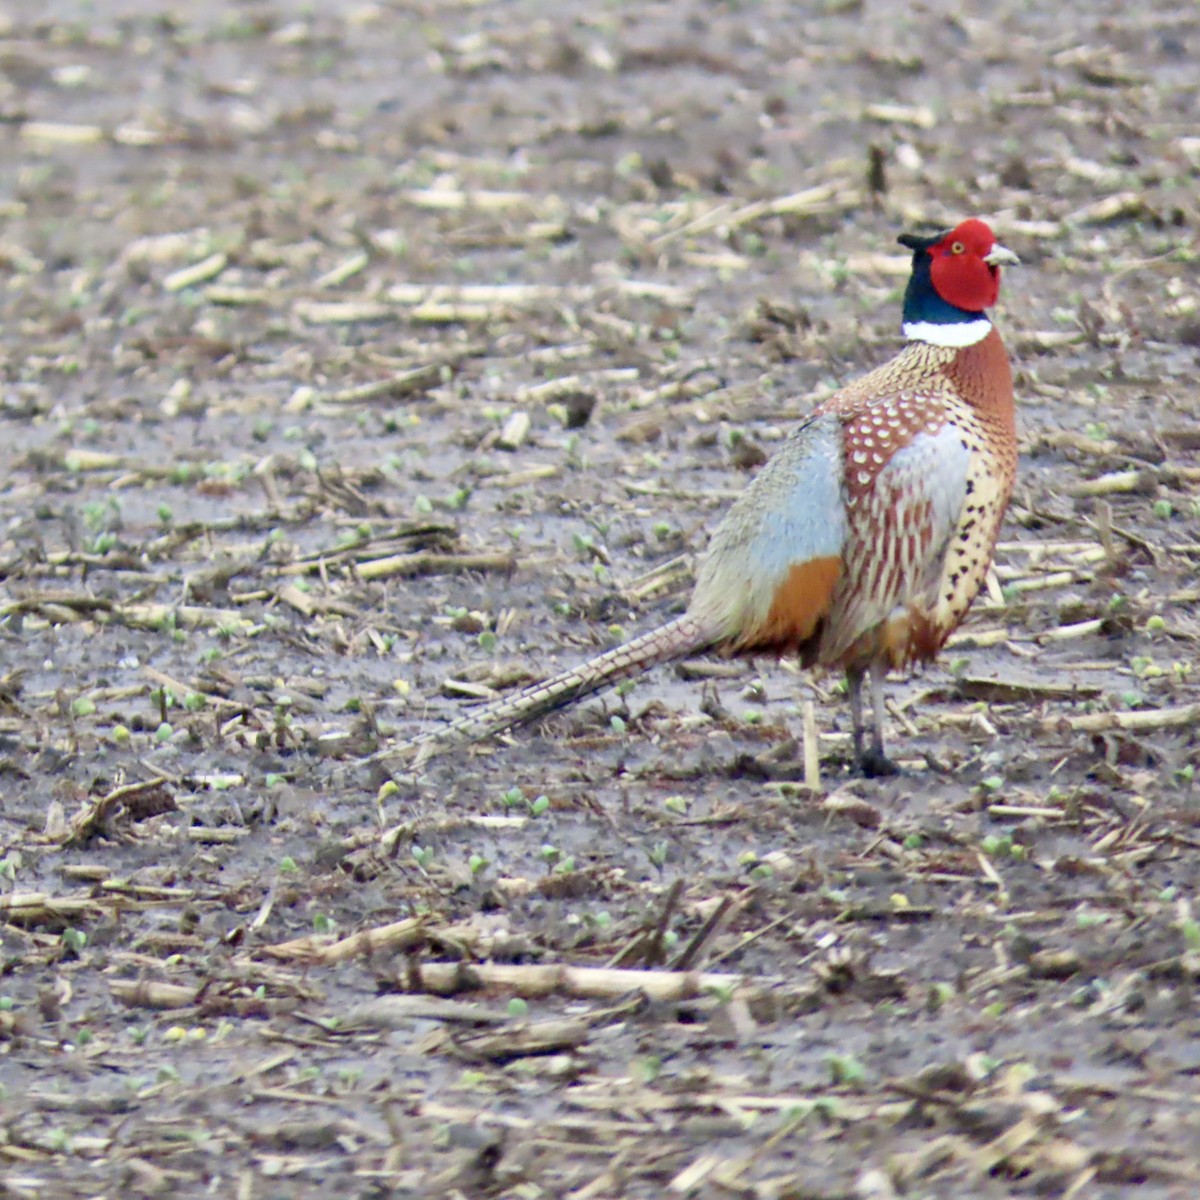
[1043,703,1200,735]
[110,980,200,1010]
[401,960,766,1003]
[262,917,426,963]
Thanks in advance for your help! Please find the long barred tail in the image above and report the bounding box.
[388,614,716,769]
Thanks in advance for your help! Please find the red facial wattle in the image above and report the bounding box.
[928,219,1003,312]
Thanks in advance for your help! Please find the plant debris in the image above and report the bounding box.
[0,2,1196,1198]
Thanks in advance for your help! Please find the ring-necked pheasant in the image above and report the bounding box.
[394,219,1019,775]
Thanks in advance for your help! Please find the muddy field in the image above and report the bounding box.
[0,1,1198,1196]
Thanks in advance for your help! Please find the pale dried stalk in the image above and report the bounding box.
[21,121,104,144]
[206,285,273,305]
[1002,571,1078,594]
[864,102,936,128]
[353,551,516,582]
[516,369,639,403]
[122,603,246,630]
[1068,193,1143,223]
[802,700,821,792]
[402,960,762,1002]
[163,252,228,293]
[1037,619,1105,642]
[324,365,443,404]
[110,980,200,1010]
[262,917,426,963]
[1044,702,1200,734]
[946,627,1009,648]
[401,187,560,213]
[1068,469,1154,498]
[314,252,368,289]
[0,892,102,922]
[620,556,694,603]
[490,464,561,487]
[654,183,853,243]
[295,300,395,324]
[63,449,124,471]
[387,282,561,305]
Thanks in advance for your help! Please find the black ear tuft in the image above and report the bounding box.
[898,229,949,253]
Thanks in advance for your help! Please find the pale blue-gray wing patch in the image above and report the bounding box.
[878,423,971,592]
[690,412,847,637]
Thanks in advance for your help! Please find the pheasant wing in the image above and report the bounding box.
[822,406,971,665]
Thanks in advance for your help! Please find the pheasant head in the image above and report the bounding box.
[898,218,1019,347]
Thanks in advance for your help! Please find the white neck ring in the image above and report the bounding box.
[902,317,992,347]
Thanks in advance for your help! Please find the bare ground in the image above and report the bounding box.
[0,1,1199,1196]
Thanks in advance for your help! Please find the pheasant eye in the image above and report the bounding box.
[951,241,965,255]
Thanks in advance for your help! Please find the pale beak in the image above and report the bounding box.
[984,244,1020,267]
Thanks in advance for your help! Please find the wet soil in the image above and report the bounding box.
[0,1,1199,1196]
